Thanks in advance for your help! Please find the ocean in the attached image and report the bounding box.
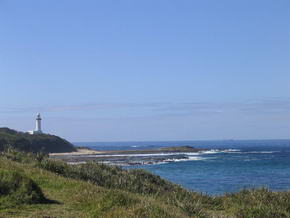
[74,140,290,195]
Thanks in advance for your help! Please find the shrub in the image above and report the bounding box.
[0,170,47,208]
[38,159,180,196]
[220,188,290,217]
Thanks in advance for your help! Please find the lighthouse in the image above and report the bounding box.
[28,113,43,135]
[35,113,42,133]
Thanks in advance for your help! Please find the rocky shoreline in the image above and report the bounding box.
[50,146,206,166]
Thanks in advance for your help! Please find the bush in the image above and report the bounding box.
[220,188,290,217]
[38,159,180,195]
[0,170,47,208]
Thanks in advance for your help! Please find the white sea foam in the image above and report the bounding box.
[83,148,277,160]
[196,149,241,154]
[96,154,212,166]
[102,157,210,167]
[88,149,239,158]
[243,151,278,154]
[223,149,241,152]
[211,149,277,154]
[200,149,220,154]
[220,150,277,154]
[170,156,206,162]
[91,152,199,158]
[150,156,211,165]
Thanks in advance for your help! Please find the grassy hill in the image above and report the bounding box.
[0,150,206,217]
[1,150,290,217]
[0,128,76,153]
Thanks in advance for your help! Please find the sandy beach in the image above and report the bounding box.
[49,148,104,156]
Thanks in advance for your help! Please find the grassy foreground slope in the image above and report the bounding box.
[1,150,290,218]
[0,157,191,217]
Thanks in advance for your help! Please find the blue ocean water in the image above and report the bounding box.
[74,140,290,195]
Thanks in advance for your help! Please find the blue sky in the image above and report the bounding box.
[1,0,290,141]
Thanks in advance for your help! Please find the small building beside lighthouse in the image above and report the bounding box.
[28,113,43,135]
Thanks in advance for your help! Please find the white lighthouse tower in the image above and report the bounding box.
[28,113,43,135]
[35,113,42,133]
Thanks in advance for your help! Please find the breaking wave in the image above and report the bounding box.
[241,151,278,154]
[123,156,212,166]
[81,147,280,167]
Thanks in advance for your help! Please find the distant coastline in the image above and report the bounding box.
[50,146,207,166]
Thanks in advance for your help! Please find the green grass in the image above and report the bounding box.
[1,150,290,217]
[0,170,47,209]
[219,188,290,217]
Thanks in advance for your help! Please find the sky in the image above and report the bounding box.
[0,0,290,142]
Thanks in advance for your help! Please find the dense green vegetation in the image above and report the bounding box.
[0,170,47,209]
[0,128,76,153]
[1,149,290,217]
